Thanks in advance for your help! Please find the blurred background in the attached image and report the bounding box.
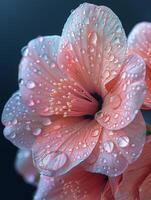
[0,0,151,199]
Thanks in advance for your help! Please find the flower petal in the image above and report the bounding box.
[2,92,52,149]
[139,172,151,200]
[86,112,146,176]
[128,22,151,66]
[32,118,101,176]
[101,182,114,200]
[128,22,151,108]
[19,36,98,117]
[143,67,151,108]
[109,136,151,200]
[96,54,146,130]
[15,150,39,185]
[58,3,127,95]
[34,167,106,200]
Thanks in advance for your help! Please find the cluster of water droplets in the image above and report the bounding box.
[60,3,126,93]
[2,93,52,148]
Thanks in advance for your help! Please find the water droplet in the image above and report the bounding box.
[42,118,52,126]
[10,132,16,139]
[28,99,35,106]
[92,129,99,137]
[4,125,16,139]
[33,128,42,136]
[108,131,113,136]
[103,158,107,163]
[114,37,120,45]
[104,70,110,79]
[85,18,89,25]
[12,118,18,125]
[110,95,122,109]
[103,141,114,153]
[113,153,117,158]
[25,174,35,184]
[134,110,138,115]
[116,26,122,33]
[104,115,110,123]
[43,107,49,113]
[53,125,61,130]
[123,84,127,91]
[105,45,111,53]
[51,63,56,68]
[42,152,68,171]
[109,55,114,61]
[25,124,31,131]
[39,37,44,42]
[21,46,28,56]
[19,78,24,86]
[26,80,36,89]
[90,47,95,53]
[114,113,119,119]
[81,49,86,54]
[117,136,130,148]
[90,32,98,46]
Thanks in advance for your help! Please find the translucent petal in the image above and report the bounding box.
[19,36,98,117]
[34,167,106,200]
[58,3,127,96]
[86,112,146,176]
[2,92,52,149]
[128,22,151,108]
[32,118,101,176]
[109,136,151,199]
[15,150,39,185]
[96,54,146,130]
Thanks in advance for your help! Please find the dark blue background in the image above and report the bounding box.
[0,0,151,199]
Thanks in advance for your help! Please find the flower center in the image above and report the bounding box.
[83,93,103,120]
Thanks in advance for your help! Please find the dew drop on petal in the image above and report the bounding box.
[51,62,56,68]
[85,17,90,25]
[53,125,61,130]
[90,32,98,46]
[4,126,16,138]
[92,129,99,137]
[10,132,16,139]
[25,174,35,184]
[103,141,114,153]
[43,107,49,113]
[42,118,52,126]
[104,70,110,79]
[104,115,110,123]
[33,128,42,136]
[38,36,44,42]
[90,47,95,53]
[42,152,68,171]
[117,136,130,148]
[12,118,18,125]
[82,143,87,148]
[110,95,122,109]
[114,113,119,119]
[26,80,36,89]
[28,99,35,106]
[21,46,28,56]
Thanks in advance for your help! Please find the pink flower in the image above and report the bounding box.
[15,149,38,185]
[15,136,151,200]
[2,3,146,177]
[128,22,151,109]
[102,135,151,200]
[16,150,107,200]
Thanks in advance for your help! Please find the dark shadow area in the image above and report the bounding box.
[0,0,151,199]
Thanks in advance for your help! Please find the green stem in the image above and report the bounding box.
[146,124,151,135]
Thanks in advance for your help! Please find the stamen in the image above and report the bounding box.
[91,92,103,111]
[83,92,103,120]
